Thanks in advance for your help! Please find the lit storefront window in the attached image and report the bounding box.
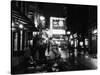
[52,29,66,35]
[85,39,88,46]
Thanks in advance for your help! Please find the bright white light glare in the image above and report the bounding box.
[40,16,45,20]
[70,35,73,39]
[67,31,71,35]
[52,29,66,35]
[34,18,38,28]
[19,24,23,29]
[12,22,14,27]
[71,40,74,45]
[93,29,97,34]
[80,41,83,46]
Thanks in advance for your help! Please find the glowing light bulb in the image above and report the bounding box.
[19,24,23,29]
[93,29,97,34]
[40,16,45,20]
[67,31,71,35]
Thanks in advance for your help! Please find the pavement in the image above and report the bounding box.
[12,54,97,74]
[76,54,97,69]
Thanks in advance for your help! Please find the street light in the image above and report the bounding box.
[12,22,14,27]
[19,24,24,29]
[93,29,97,34]
[40,16,45,21]
[67,31,71,35]
[19,24,24,51]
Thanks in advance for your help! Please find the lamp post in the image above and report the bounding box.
[66,31,71,58]
[73,33,78,64]
[19,24,24,51]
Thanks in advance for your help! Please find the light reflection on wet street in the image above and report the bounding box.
[12,55,97,74]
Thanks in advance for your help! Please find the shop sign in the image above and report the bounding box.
[50,17,66,30]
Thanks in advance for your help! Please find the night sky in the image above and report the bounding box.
[12,1,97,35]
[38,2,97,34]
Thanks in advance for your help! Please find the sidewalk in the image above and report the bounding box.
[76,54,97,69]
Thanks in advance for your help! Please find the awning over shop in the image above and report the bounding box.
[11,5,38,31]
